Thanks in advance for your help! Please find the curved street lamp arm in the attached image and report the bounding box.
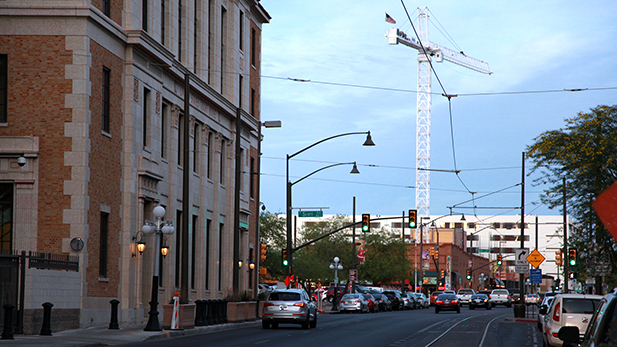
[291,162,356,187]
[287,131,371,160]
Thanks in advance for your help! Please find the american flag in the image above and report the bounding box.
[385,13,396,24]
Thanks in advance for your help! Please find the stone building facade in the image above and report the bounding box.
[0,0,269,333]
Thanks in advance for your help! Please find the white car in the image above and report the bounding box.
[541,293,603,347]
[456,288,475,306]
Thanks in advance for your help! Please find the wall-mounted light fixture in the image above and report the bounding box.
[133,231,146,257]
[249,262,255,270]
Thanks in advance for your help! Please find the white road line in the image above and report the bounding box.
[478,315,508,347]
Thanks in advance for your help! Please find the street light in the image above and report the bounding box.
[329,257,343,312]
[142,205,175,331]
[286,131,374,275]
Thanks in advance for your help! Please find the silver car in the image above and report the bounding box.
[262,289,317,329]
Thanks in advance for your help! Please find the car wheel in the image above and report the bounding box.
[487,305,491,310]
[457,308,460,313]
[507,304,512,308]
[310,314,317,328]
[302,321,309,329]
[435,308,439,314]
[262,321,270,329]
[271,323,279,328]
[470,305,475,310]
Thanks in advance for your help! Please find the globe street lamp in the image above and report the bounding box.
[142,205,175,331]
[329,257,343,312]
[286,131,374,275]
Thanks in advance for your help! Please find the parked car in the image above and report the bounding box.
[372,293,392,311]
[557,289,617,347]
[469,294,491,310]
[430,291,444,306]
[525,293,541,306]
[457,288,475,305]
[435,293,460,314]
[401,292,414,309]
[382,290,404,310]
[540,293,603,347]
[490,289,512,308]
[262,289,317,329]
[362,294,379,313]
[339,293,370,313]
[538,296,556,331]
[412,292,429,308]
[325,285,347,303]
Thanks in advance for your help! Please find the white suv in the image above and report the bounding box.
[541,293,603,347]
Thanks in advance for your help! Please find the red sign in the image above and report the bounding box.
[593,181,617,242]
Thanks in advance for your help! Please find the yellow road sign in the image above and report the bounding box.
[526,249,546,269]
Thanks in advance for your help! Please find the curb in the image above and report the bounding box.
[143,321,261,343]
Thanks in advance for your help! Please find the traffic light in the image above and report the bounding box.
[440,270,445,279]
[259,243,267,262]
[497,255,502,265]
[466,268,472,280]
[433,247,439,259]
[408,209,417,228]
[430,248,435,259]
[361,214,370,232]
[569,248,577,266]
[556,250,563,266]
[282,249,288,266]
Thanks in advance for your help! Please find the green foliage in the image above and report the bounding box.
[526,105,617,281]
[259,211,287,280]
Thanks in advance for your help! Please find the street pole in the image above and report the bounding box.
[352,197,356,293]
[563,176,568,292]
[520,151,525,297]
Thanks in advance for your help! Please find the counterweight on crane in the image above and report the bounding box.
[386,7,491,238]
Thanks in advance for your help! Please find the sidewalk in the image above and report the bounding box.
[0,320,261,346]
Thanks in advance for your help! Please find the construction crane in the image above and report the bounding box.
[386,7,491,235]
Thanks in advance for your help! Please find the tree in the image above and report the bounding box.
[526,105,617,289]
[258,211,287,280]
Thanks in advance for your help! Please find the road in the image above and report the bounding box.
[129,305,542,347]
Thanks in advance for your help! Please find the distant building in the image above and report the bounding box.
[0,0,270,333]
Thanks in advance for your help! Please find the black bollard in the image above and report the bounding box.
[206,300,214,325]
[1,304,15,340]
[40,302,54,336]
[213,300,220,325]
[194,300,204,326]
[222,299,228,323]
[109,299,120,329]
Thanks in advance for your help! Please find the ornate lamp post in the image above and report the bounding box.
[329,257,343,312]
[142,205,175,331]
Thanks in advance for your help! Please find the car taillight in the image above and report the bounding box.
[552,302,560,322]
[468,299,472,302]
[506,295,510,299]
[264,302,274,307]
[436,300,443,304]
[452,300,459,304]
[294,302,306,307]
[484,299,487,302]
[354,300,361,303]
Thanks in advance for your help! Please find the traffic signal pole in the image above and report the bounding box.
[563,176,568,292]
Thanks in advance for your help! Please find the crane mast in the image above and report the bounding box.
[387,7,491,237]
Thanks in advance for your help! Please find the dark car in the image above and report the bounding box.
[469,294,491,310]
[435,293,460,314]
[372,293,392,311]
[262,289,317,329]
[558,289,617,347]
[382,290,404,310]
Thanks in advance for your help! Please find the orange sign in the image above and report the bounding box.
[526,249,546,269]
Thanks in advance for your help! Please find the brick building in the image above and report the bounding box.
[0,0,270,333]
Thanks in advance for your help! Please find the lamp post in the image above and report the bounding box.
[141,205,175,331]
[286,131,374,275]
[329,257,343,312]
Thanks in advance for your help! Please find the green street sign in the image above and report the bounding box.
[298,210,323,218]
[475,248,490,253]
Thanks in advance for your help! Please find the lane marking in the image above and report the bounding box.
[478,315,508,347]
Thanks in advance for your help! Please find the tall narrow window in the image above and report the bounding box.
[102,67,111,133]
[142,0,148,31]
[218,223,224,291]
[99,212,109,278]
[0,183,14,252]
[178,114,184,166]
[207,131,213,179]
[0,55,7,123]
[175,210,182,288]
[191,214,197,289]
[205,219,211,290]
[250,157,255,199]
[239,10,244,51]
[220,6,227,91]
[178,0,182,62]
[251,28,256,67]
[161,102,168,158]
[250,88,255,116]
[239,148,244,191]
[193,122,199,172]
[238,74,243,108]
[220,138,225,184]
[194,0,198,73]
[161,0,166,46]
[102,0,110,17]
[143,88,150,147]
[207,0,213,85]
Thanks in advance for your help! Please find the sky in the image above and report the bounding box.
[256,0,617,220]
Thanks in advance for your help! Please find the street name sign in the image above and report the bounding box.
[298,210,323,217]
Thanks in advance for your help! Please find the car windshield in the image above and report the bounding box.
[343,294,360,299]
[437,294,457,300]
[493,290,509,295]
[458,290,473,294]
[268,292,301,301]
[562,298,601,314]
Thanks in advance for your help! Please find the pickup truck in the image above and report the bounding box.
[456,289,475,305]
[489,289,512,307]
